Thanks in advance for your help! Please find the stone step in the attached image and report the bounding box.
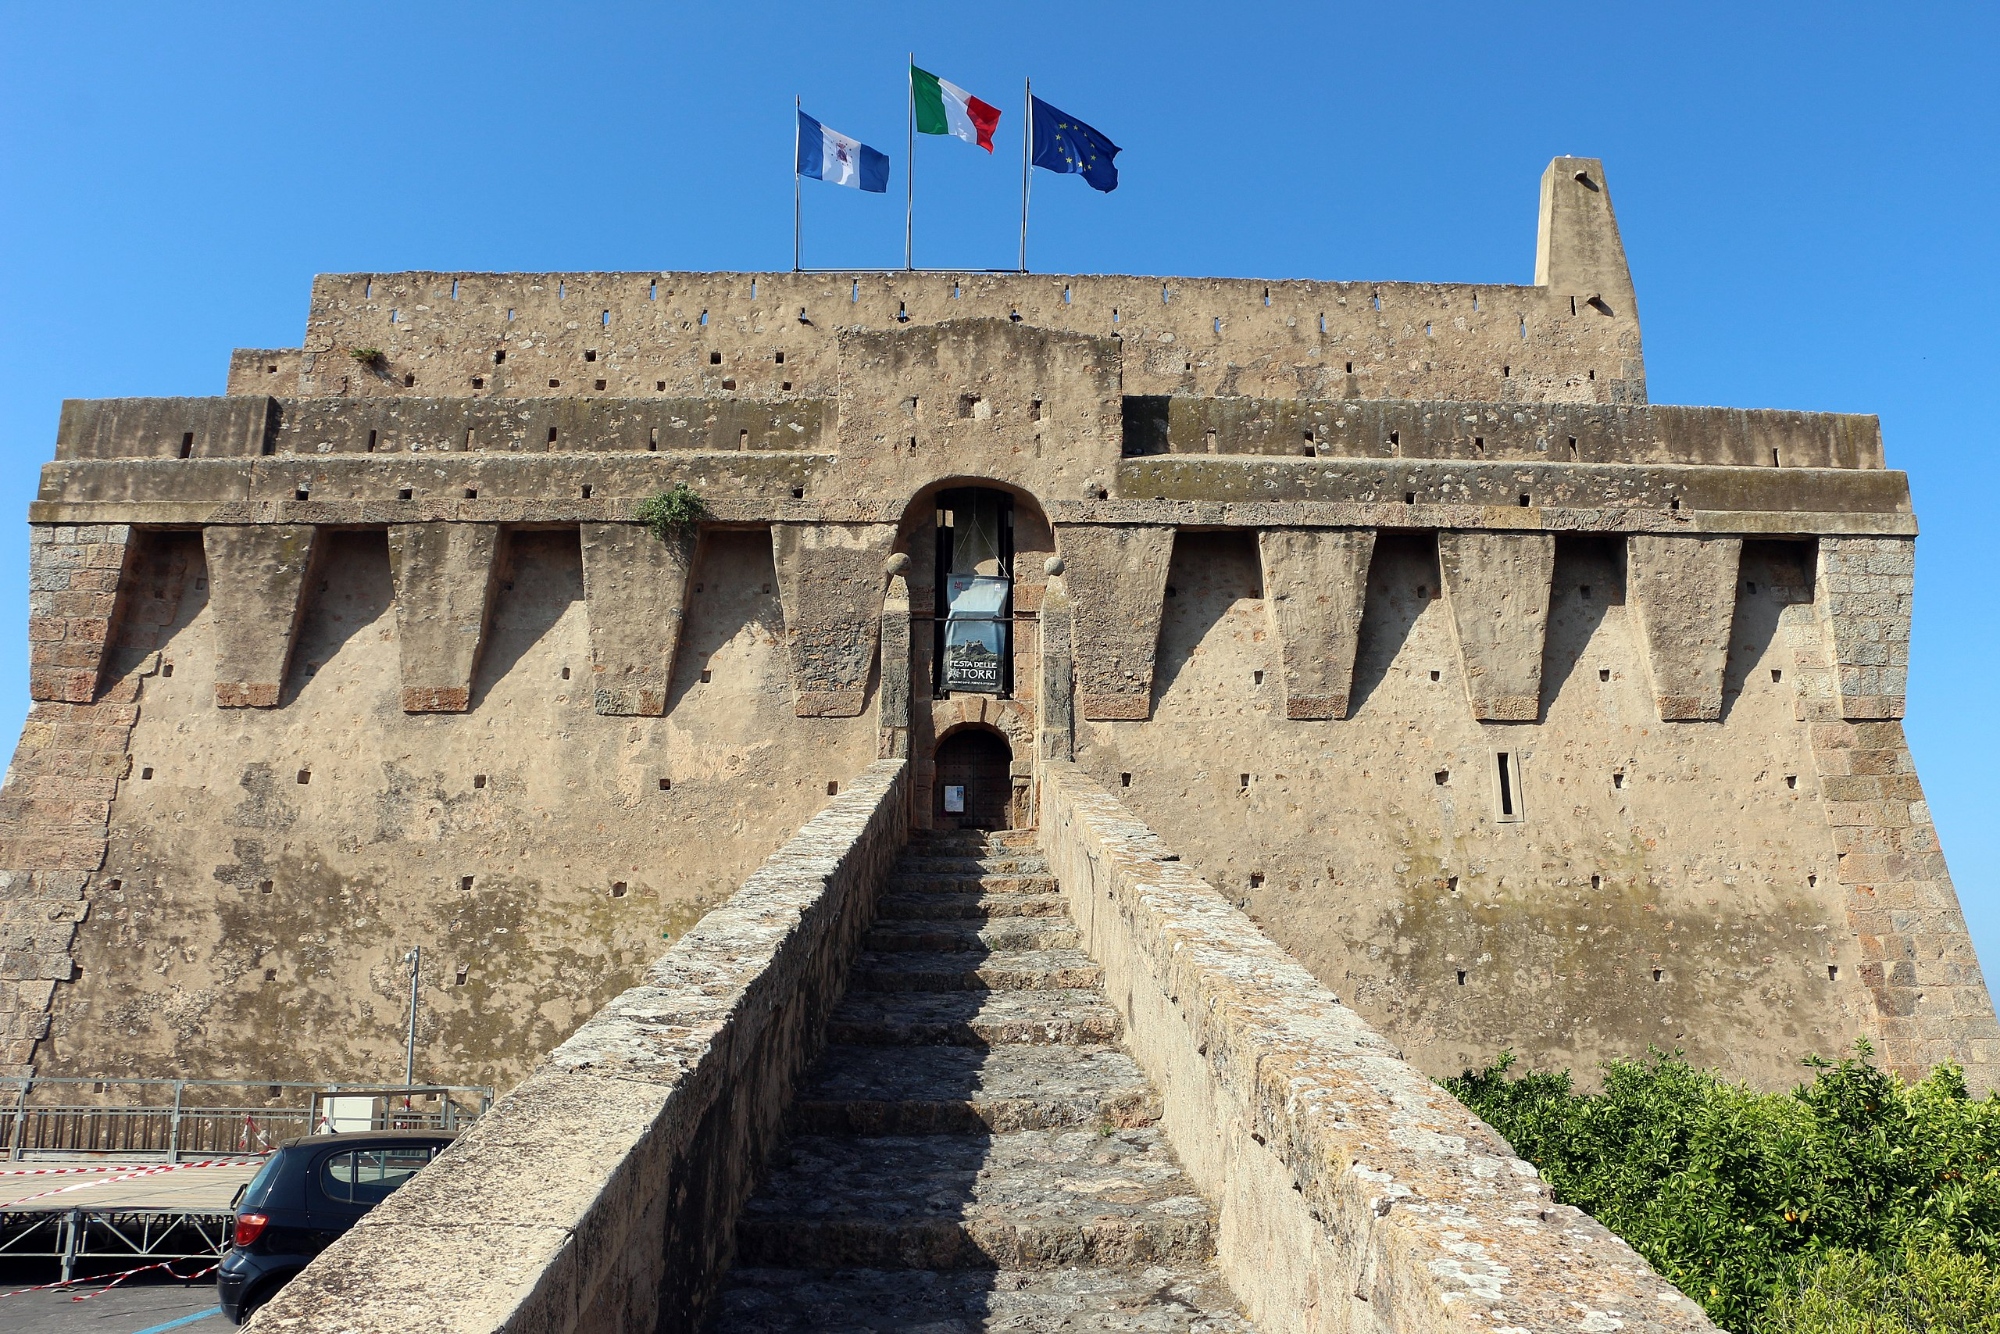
[715,1264,1253,1333]
[826,989,1121,1048]
[790,1045,1157,1134]
[895,855,1050,876]
[851,948,1103,994]
[875,891,1068,921]
[886,874,1058,896]
[736,1128,1208,1270]
[864,919,1080,954]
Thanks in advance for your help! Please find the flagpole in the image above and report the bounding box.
[1018,78,1032,273]
[792,96,802,272]
[905,55,916,271]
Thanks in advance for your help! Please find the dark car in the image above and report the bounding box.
[216,1130,454,1323]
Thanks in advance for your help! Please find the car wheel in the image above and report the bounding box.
[234,1285,271,1327]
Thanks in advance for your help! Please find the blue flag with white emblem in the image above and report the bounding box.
[1030,96,1119,192]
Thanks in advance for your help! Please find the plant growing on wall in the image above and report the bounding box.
[349,347,385,366]
[636,484,708,543]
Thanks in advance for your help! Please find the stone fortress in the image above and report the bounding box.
[2,155,1993,1113]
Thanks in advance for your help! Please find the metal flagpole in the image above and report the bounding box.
[905,54,915,270]
[1018,78,1032,272]
[793,95,802,272]
[403,945,420,1087]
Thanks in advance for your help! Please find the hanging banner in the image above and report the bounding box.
[942,574,1010,693]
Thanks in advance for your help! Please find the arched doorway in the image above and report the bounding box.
[934,728,1013,830]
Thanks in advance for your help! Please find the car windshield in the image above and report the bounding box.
[318,1145,437,1206]
[237,1151,285,1209]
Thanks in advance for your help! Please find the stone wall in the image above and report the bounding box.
[1037,761,1717,1334]
[250,758,910,1334]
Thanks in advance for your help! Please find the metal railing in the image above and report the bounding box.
[1,1078,494,1162]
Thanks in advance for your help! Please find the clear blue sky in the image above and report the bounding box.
[4,3,1996,982]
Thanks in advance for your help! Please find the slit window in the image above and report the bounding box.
[1494,752,1523,822]
[179,432,194,458]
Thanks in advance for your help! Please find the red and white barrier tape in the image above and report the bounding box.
[0,1157,264,1178]
[3,1157,265,1208]
[0,1257,218,1301]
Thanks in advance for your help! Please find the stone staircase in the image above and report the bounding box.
[714,828,1253,1333]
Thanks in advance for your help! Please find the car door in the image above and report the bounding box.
[307,1144,439,1247]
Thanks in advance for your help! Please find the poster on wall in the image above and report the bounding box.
[942,575,1010,694]
[943,785,966,813]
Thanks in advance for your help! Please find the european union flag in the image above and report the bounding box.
[1030,96,1120,193]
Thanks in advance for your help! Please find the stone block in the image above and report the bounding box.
[1055,524,1174,722]
[388,522,503,713]
[580,522,692,717]
[1438,530,1555,721]
[771,522,897,718]
[1255,528,1375,720]
[204,524,317,708]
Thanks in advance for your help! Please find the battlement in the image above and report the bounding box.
[231,158,1645,409]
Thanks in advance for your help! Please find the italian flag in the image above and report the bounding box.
[912,65,1002,153]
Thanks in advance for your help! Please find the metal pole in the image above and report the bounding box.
[403,946,420,1088]
[793,96,802,273]
[905,54,915,270]
[9,1078,28,1162]
[168,1079,183,1164]
[1018,79,1032,273]
[61,1208,79,1282]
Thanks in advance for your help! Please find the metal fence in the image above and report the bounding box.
[1,1078,494,1162]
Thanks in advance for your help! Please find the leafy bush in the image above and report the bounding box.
[1445,1048,2000,1333]
[635,484,707,543]
[348,347,384,366]
[1768,1242,2000,1334]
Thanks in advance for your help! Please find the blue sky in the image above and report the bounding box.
[4,3,1997,983]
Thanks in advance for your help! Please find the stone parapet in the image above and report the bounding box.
[1037,761,1718,1334]
[250,758,910,1334]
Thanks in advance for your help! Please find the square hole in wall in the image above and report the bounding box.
[259,879,273,895]
[659,778,671,791]
[473,774,487,790]
[560,666,571,680]
[464,488,478,499]
[297,769,311,785]
[399,487,413,500]
[1772,669,1783,683]
[1828,965,1839,981]
[295,487,310,500]
[460,875,474,892]
[721,379,736,390]
[1252,670,1264,686]
[495,350,506,363]
[1591,874,1602,889]
[791,487,804,499]
[161,663,173,678]
[472,376,484,389]
[826,781,838,796]
[456,966,469,986]
[581,485,593,500]
[611,882,627,898]
[1599,669,1610,682]
[1249,873,1264,889]
[1238,774,1250,790]
[709,351,722,365]
[140,766,154,780]
[1434,770,1449,785]
[549,379,561,388]
[1785,774,1798,789]
[700,669,712,684]
[584,350,597,362]
[1457,970,1467,986]
[1120,773,1132,788]
[264,968,278,982]
[1612,771,1625,789]
[403,374,415,387]
[1429,670,1440,682]
[656,380,667,391]
[594,379,607,391]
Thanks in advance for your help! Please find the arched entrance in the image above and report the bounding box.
[933,728,1013,830]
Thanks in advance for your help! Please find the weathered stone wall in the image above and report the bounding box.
[29,527,878,1089]
[1037,761,1718,1334]
[250,759,910,1334]
[1073,532,1997,1091]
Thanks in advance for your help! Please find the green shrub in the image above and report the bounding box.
[349,347,384,366]
[1769,1243,2000,1334]
[1444,1048,2000,1333]
[635,484,707,543]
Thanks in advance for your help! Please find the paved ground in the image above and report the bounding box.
[2,1280,221,1334]
[0,1162,262,1212]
